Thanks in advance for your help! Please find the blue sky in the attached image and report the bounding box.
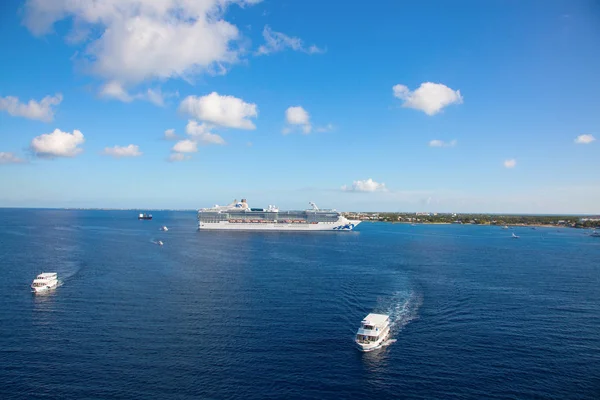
[0,0,599,212]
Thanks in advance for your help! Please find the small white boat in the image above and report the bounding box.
[512,233,519,239]
[31,273,58,293]
[355,313,391,352]
[157,240,164,246]
[590,231,600,238]
[160,226,168,232]
[502,225,509,229]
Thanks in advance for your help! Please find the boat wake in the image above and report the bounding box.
[387,289,422,334]
[57,259,83,281]
[372,289,422,349]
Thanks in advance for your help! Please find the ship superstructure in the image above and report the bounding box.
[197,199,360,231]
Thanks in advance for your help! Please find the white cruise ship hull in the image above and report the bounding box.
[199,219,361,231]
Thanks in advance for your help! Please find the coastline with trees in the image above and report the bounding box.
[343,212,600,229]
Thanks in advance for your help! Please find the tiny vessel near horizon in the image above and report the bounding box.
[138,213,152,220]
[160,226,168,232]
[512,233,519,239]
[355,313,391,352]
[503,225,509,229]
[157,240,164,246]
[31,273,58,293]
[197,199,361,231]
[590,231,600,238]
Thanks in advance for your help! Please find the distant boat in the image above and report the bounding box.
[512,233,519,239]
[410,223,416,226]
[31,273,58,293]
[160,226,168,232]
[590,231,600,238]
[502,225,509,229]
[157,240,164,246]
[138,213,152,220]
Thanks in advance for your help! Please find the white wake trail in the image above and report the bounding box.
[371,289,423,349]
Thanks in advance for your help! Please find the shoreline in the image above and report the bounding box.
[363,221,585,229]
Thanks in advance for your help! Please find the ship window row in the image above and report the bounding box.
[307,216,338,222]
[199,212,340,223]
[356,335,379,342]
[225,214,277,221]
[199,214,228,222]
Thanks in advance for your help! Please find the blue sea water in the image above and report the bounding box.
[0,209,599,399]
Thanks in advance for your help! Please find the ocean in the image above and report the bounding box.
[1,209,599,399]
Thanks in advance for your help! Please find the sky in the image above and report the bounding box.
[0,0,599,213]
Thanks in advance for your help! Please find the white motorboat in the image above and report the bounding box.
[512,233,519,239]
[355,313,391,352]
[160,226,168,232]
[157,240,164,246]
[31,273,58,293]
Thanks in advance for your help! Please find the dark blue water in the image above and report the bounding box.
[1,209,599,399]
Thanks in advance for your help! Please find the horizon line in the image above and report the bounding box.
[0,207,598,217]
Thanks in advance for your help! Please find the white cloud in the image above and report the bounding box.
[284,106,312,134]
[164,128,178,140]
[341,178,387,192]
[393,82,463,115]
[256,26,325,55]
[179,92,257,129]
[504,159,517,168]
[575,134,595,144]
[100,81,174,106]
[166,118,229,163]
[102,144,142,158]
[172,139,198,153]
[185,120,225,145]
[429,139,457,147]
[0,152,25,164]
[30,129,84,158]
[286,106,310,125]
[23,1,261,85]
[0,93,62,122]
[315,123,335,133]
[144,88,166,107]
[168,153,190,162]
[100,81,133,102]
[307,44,326,54]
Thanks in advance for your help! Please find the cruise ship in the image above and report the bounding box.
[197,199,361,231]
